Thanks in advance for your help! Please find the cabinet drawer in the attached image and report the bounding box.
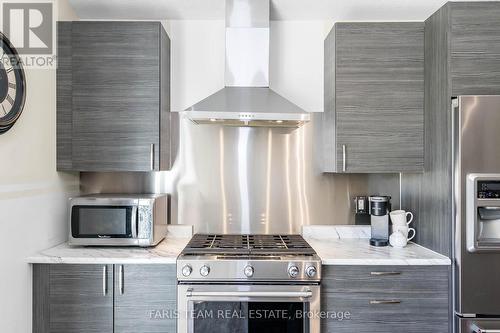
[322,265,449,294]
[321,291,449,333]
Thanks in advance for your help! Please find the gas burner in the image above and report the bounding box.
[182,234,315,255]
[177,234,321,282]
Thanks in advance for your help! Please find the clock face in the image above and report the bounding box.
[0,33,26,134]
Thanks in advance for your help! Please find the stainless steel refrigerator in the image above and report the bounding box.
[453,96,500,332]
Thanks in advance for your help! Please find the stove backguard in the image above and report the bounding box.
[80,116,400,234]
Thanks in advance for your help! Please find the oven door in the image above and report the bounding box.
[178,284,320,333]
[458,317,500,333]
[69,198,138,246]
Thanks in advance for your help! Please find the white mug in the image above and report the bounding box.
[389,231,408,248]
[390,210,414,226]
[392,224,416,241]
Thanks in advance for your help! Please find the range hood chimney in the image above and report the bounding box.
[183,0,310,128]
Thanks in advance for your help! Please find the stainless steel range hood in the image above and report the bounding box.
[183,0,310,128]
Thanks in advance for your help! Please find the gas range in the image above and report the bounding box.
[176,234,321,282]
[177,234,321,333]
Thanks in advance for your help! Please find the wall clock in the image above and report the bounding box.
[0,32,26,134]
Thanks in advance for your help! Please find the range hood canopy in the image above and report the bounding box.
[183,0,310,128]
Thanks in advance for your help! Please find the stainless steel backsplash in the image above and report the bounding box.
[81,114,400,234]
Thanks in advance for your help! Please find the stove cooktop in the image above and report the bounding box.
[177,234,321,282]
[182,234,315,256]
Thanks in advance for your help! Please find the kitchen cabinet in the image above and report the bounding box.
[449,3,500,95]
[33,264,177,333]
[401,2,500,258]
[33,264,114,333]
[114,265,177,333]
[321,265,450,333]
[321,23,424,173]
[57,21,178,172]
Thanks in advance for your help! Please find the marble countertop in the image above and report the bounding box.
[302,225,451,266]
[26,225,192,265]
[27,225,451,266]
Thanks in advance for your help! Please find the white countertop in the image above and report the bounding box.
[27,225,450,266]
[26,225,192,265]
[302,225,451,265]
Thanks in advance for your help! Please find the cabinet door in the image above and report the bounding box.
[321,292,449,333]
[33,264,113,333]
[56,22,73,170]
[450,2,500,96]
[114,264,177,333]
[71,22,160,171]
[320,265,450,333]
[334,23,424,173]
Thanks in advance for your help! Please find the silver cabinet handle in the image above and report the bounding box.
[472,324,500,333]
[186,290,312,298]
[150,143,155,170]
[342,144,346,172]
[370,271,402,276]
[102,265,107,296]
[119,265,124,295]
[369,299,401,305]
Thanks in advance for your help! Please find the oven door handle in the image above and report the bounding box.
[472,324,500,333]
[186,289,313,298]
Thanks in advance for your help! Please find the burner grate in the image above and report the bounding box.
[182,234,315,255]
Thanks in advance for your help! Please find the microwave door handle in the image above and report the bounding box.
[471,324,500,333]
[131,206,138,238]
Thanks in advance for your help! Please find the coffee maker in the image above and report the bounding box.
[368,196,391,247]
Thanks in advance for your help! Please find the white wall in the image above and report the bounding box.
[165,20,226,112]
[270,20,330,112]
[0,1,79,332]
[166,20,327,112]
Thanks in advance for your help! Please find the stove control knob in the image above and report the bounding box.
[181,265,192,277]
[199,265,210,277]
[244,265,254,278]
[305,266,317,278]
[288,265,299,278]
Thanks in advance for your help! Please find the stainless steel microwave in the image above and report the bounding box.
[68,194,169,247]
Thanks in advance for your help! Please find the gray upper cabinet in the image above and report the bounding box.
[57,21,177,172]
[449,2,500,95]
[401,2,500,257]
[33,264,114,333]
[114,265,177,333]
[322,23,424,173]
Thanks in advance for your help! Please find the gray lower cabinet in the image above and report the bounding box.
[57,21,177,172]
[321,265,450,333]
[322,23,424,173]
[114,264,177,333]
[33,264,113,333]
[33,264,176,333]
